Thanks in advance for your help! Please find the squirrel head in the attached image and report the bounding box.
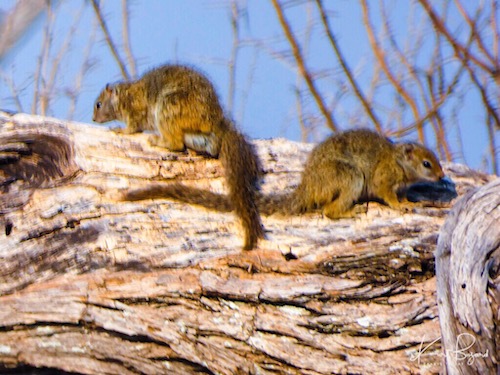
[395,142,445,183]
[92,83,119,123]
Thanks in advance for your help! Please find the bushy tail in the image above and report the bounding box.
[122,183,233,212]
[122,183,296,216]
[122,118,265,250]
[219,119,265,250]
[257,193,295,216]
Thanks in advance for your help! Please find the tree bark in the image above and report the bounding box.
[0,112,496,374]
[436,178,500,374]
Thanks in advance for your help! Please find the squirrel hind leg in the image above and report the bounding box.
[323,200,361,219]
[319,161,364,220]
[149,132,185,152]
[184,132,220,157]
[322,185,364,219]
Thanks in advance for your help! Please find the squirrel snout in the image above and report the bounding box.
[436,168,446,180]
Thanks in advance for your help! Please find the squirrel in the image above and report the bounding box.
[258,128,445,217]
[93,64,264,250]
[120,129,445,220]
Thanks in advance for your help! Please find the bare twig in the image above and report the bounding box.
[294,86,308,142]
[315,0,382,132]
[67,19,98,120]
[361,0,423,141]
[427,4,450,161]
[487,114,498,174]
[466,59,500,133]
[91,0,130,80]
[418,0,495,75]
[43,2,86,116]
[492,0,499,64]
[381,1,430,115]
[121,0,137,78]
[0,71,24,113]
[453,0,496,65]
[227,0,240,114]
[390,10,473,139]
[237,45,259,127]
[271,0,338,132]
[0,0,46,61]
[32,0,55,115]
[367,63,382,115]
[426,72,451,161]
[295,2,316,140]
[452,103,468,165]
[389,62,465,139]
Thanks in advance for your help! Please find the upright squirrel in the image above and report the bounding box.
[121,129,445,219]
[93,64,264,250]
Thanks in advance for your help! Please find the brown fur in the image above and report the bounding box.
[123,129,445,221]
[94,64,264,250]
[260,129,445,218]
[123,183,233,212]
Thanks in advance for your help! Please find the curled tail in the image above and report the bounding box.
[219,119,265,250]
[122,183,233,212]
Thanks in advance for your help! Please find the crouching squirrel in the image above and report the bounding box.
[121,129,446,221]
[93,64,264,250]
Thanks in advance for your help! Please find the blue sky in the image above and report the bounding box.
[0,1,497,172]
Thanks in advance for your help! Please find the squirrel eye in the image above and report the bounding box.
[423,160,432,169]
[96,102,102,109]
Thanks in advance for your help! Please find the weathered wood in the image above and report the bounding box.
[0,112,496,374]
[436,178,500,374]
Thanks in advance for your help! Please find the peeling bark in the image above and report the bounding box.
[0,112,496,374]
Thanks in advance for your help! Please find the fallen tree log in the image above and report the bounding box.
[0,112,496,374]
[436,178,500,374]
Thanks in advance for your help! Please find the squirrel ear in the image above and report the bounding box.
[402,143,415,157]
[105,83,120,97]
[396,143,416,161]
[403,143,415,155]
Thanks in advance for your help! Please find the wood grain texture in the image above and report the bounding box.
[0,112,496,374]
[436,178,500,374]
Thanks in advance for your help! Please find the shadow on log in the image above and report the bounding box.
[0,112,497,374]
[0,132,78,213]
[436,178,500,374]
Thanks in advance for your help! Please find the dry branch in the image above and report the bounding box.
[226,0,241,114]
[271,0,338,132]
[121,0,137,79]
[91,0,130,80]
[315,0,382,132]
[0,113,497,374]
[418,0,495,74]
[0,0,46,61]
[361,0,423,141]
